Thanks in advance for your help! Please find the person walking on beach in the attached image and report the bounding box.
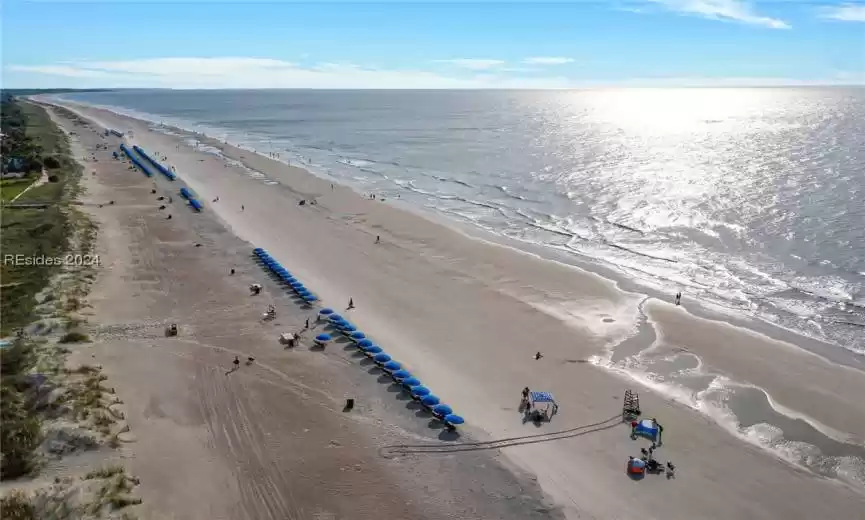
[305,318,310,329]
[233,356,240,369]
[241,205,245,211]
[348,298,355,309]
[675,292,682,306]
[375,235,380,244]
[534,351,543,360]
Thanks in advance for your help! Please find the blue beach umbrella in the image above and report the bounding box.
[357,339,374,349]
[340,325,357,334]
[297,288,312,296]
[401,377,421,387]
[303,295,318,303]
[290,281,304,289]
[350,332,366,341]
[392,370,411,380]
[366,345,383,355]
[253,247,263,254]
[432,404,453,416]
[319,308,334,316]
[337,321,354,330]
[329,314,344,322]
[411,386,431,397]
[383,360,401,371]
[444,414,464,425]
[373,353,391,363]
[421,395,440,406]
[315,333,332,342]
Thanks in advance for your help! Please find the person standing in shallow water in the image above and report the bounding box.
[675,292,682,306]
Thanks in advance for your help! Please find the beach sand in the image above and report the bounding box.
[47,106,560,520]
[50,100,865,519]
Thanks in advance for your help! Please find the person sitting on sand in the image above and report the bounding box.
[233,356,240,368]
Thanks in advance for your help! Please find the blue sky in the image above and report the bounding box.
[2,1,864,88]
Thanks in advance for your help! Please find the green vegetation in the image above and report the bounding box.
[1,99,82,336]
[1,99,44,176]
[0,178,34,202]
[0,341,43,479]
[0,490,36,520]
[1,99,86,481]
[58,331,90,344]
[84,465,125,480]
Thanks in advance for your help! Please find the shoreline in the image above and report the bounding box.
[46,98,865,518]
[34,101,561,520]
[47,95,865,372]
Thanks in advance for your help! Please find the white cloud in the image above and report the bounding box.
[821,4,865,21]
[649,0,791,28]
[523,57,574,65]
[6,57,567,89]
[433,59,505,70]
[7,57,863,89]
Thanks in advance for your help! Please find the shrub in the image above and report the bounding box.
[0,490,35,520]
[43,155,61,169]
[58,331,89,343]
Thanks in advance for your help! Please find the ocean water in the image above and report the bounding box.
[58,88,865,487]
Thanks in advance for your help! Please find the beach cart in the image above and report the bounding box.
[528,391,558,422]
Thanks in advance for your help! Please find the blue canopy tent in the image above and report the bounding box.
[392,370,411,380]
[633,419,660,442]
[373,353,391,364]
[421,395,440,406]
[383,361,401,372]
[432,404,453,417]
[529,391,558,421]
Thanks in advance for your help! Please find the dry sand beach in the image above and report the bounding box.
[43,105,559,520]
[44,100,865,519]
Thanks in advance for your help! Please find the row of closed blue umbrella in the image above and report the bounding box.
[253,248,319,304]
[133,145,176,181]
[314,307,465,429]
[119,144,152,177]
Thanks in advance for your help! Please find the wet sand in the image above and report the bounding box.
[49,100,865,519]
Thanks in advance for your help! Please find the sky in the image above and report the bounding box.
[1,1,864,89]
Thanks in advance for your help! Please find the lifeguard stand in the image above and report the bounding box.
[623,389,641,421]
